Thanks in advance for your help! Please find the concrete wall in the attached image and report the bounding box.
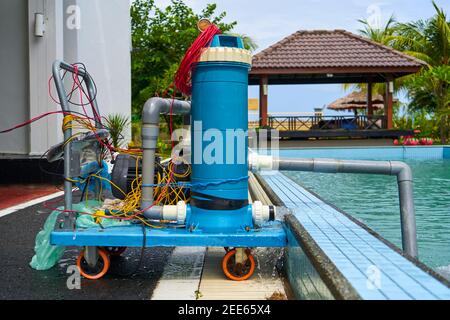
[0,0,131,156]
[0,0,30,154]
[63,0,132,141]
[28,0,65,156]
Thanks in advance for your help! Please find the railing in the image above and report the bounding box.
[266,115,387,131]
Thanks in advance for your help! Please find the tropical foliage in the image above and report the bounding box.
[356,1,450,143]
[393,2,450,143]
[131,0,236,117]
[130,0,257,146]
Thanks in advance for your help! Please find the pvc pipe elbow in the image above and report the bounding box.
[142,97,191,125]
[390,161,413,182]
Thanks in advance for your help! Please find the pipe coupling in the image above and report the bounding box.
[162,201,188,224]
[252,201,275,227]
[249,154,274,172]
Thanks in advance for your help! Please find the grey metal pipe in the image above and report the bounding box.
[52,61,73,217]
[143,206,164,220]
[273,157,418,258]
[84,74,102,128]
[141,97,191,217]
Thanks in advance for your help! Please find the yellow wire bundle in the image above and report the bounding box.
[61,114,191,227]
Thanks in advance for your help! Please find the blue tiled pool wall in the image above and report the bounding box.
[444,147,450,159]
[267,171,450,300]
[285,227,335,300]
[275,146,450,160]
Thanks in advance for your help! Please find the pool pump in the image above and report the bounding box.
[49,32,287,282]
[140,35,275,231]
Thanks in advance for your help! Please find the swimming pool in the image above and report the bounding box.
[276,146,450,276]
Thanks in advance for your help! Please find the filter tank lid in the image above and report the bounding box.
[200,35,252,65]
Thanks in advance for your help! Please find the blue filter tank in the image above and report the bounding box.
[188,35,253,232]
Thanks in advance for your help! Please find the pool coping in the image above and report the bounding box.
[255,172,361,300]
[254,171,450,298]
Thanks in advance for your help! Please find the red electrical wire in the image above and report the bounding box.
[0,111,93,134]
[174,24,221,96]
[167,23,221,184]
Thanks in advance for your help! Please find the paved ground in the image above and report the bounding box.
[0,193,173,300]
[0,191,289,300]
[198,247,287,300]
[0,184,61,210]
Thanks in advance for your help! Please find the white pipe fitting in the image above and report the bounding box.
[248,154,274,172]
[252,201,275,227]
[162,201,187,224]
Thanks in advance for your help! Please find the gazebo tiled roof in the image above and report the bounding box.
[249,30,426,85]
[251,29,426,130]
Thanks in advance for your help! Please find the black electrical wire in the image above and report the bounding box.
[54,62,99,107]
[38,150,64,178]
[78,175,90,202]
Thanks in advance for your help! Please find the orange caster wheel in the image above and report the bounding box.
[102,246,127,257]
[222,248,256,281]
[76,248,110,280]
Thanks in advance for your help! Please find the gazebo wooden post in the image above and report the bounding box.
[259,76,268,127]
[385,77,394,129]
[367,81,373,116]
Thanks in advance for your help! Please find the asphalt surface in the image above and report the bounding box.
[0,192,174,300]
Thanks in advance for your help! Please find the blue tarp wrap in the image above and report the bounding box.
[74,160,112,194]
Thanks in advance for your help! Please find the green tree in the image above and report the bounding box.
[393,1,450,143]
[405,66,450,141]
[131,0,237,117]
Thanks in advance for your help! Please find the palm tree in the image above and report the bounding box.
[229,33,258,51]
[393,2,449,67]
[358,15,396,46]
[342,16,397,113]
[393,1,450,143]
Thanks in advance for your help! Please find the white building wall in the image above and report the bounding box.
[0,0,30,154]
[28,0,65,156]
[63,0,132,142]
[0,0,131,156]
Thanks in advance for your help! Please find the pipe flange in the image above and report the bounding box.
[252,201,264,227]
[248,154,273,172]
[177,201,187,225]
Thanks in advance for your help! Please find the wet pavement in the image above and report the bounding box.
[0,193,174,300]
[0,184,61,210]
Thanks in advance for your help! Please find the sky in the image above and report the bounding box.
[153,0,450,118]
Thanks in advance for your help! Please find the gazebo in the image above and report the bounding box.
[327,91,396,114]
[249,30,425,139]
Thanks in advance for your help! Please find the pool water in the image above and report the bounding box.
[282,158,450,273]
